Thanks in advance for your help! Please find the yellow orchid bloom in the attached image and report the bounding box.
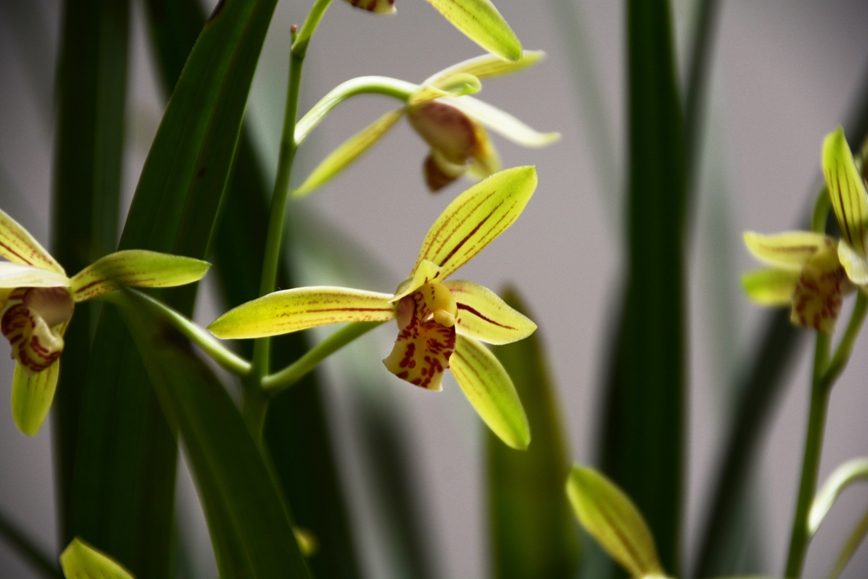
[210,167,538,449]
[292,51,559,196]
[0,209,211,435]
[742,127,868,333]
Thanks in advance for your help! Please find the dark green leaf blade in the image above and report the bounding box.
[488,289,579,579]
[113,291,310,578]
[599,0,686,575]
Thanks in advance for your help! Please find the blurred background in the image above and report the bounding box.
[2,0,868,577]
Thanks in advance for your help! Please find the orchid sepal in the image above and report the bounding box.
[822,127,868,256]
[11,356,61,437]
[426,0,522,61]
[60,537,135,579]
[838,240,868,285]
[0,210,64,274]
[444,280,536,344]
[741,268,801,305]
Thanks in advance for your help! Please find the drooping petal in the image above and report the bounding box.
[0,262,70,288]
[743,231,833,271]
[426,0,522,61]
[823,127,868,255]
[293,108,405,198]
[450,335,529,449]
[412,166,537,281]
[741,268,800,305]
[383,313,456,391]
[838,240,868,285]
[342,0,396,15]
[443,96,561,147]
[69,250,210,302]
[445,280,537,344]
[11,359,60,436]
[208,287,395,339]
[60,537,135,579]
[790,248,848,333]
[0,209,65,274]
[422,51,545,87]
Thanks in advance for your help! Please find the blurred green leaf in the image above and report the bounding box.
[566,466,664,579]
[113,291,310,578]
[598,0,685,574]
[488,289,579,579]
[0,508,62,579]
[50,0,128,546]
[69,0,279,575]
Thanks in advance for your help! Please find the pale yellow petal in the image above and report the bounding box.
[0,262,70,288]
[823,127,868,255]
[743,231,833,271]
[0,209,64,274]
[11,359,60,436]
[443,96,560,147]
[838,240,868,285]
[444,280,536,344]
[208,287,395,339]
[426,0,522,61]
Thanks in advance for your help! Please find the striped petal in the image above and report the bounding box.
[445,280,536,344]
[0,262,70,288]
[69,250,210,302]
[823,127,868,255]
[838,240,868,285]
[0,209,64,274]
[423,51,545,87]
[411,166,537,281]
[11,357,61,436]
[741,268,800,305]
[450,335,529,449]
[443,96,560,147]
[208,287,395,339]
[426,0,522,61]
[293,108,404,198]
[743,231,833,271]
[60,537,134,579]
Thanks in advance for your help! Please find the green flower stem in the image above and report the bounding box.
[295,76,417,144]
[784,292,868,577]
[263,321,383,394]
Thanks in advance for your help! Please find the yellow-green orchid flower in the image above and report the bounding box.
[742,127,867,333]
[0,209,211,435]
[210,167,538,449]
[293,51,560,197]
[341,0,523,62]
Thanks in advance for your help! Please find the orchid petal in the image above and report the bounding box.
[743,231,833,271]
[838,240,868,285]
[423,51,545,87]
[791,252,847,334]
[342,0,396,15]
[408,73,481,106]
[293,109,404,198]
[443,96,561,147]
[69,250,210,302]
[393,260,443,302]
[426,0,522,61]
[208,287,395,339]
[11,358,60,436]
[566,466,665,578]
[445,280,536,344]
[412,166,537,281]
[0,262,70,288]
[741,268,800,305]
[823,127,868,255]
[0,209,64,274]
[383,316,456,391]
[450,335,529,449]
[60,537,134,579]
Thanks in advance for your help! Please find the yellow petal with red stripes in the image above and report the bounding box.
[823,127,868,256]
[0,209,64,275]
[445,280,536,344]
[743,231,833,271]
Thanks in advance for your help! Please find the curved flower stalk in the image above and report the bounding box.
[0,209,210,435]
[341,0,522,62]
[742,127,868,333]
[292,51,560,196]
[210,167,538,449]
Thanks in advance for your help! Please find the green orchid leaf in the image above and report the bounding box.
[838,240,868,285]
[822,127,868,255]
[412,166,537,281]
[423,50,545,87]
[451,335,530,449]
[60,537,134,579]
[0,209,65,275]
[0,262,70,288]
[444,96,561,147]
[827,503,868,579]
[427,0,522,61]
[444,280,536,344]
[743,231,832,271]
[293,109,404,198]
[809,458,868,536]
[11,360,60,437]
[741,268,800,305]
[566,466,665,578]
[209,287,395,338]
[111,291,311,578]
[68,250,210,301]
[488,289,579,579]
